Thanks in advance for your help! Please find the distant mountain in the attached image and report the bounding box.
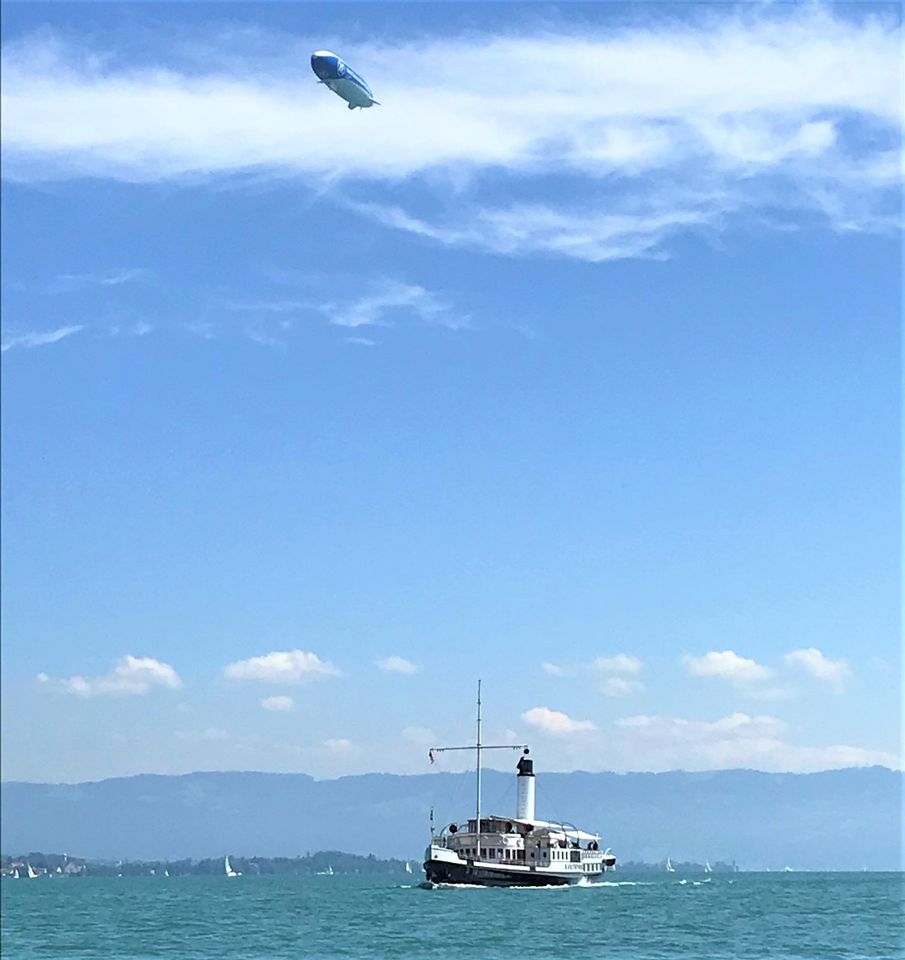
[1,767,900,870]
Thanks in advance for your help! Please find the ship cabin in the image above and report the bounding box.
[436,816,612,873]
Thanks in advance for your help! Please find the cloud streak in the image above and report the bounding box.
[2,8,900,260]
[1,324,84,352]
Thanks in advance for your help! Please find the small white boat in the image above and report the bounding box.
[26,864,38,879]
[705,861,713,873]
[11,868,20,879]
[666,857,676,873]
[224,856,240,877]
[316,865,334,876]
[404,861,412,874]
[164,868,170,878]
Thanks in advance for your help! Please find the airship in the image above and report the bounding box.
[310,50,380,110]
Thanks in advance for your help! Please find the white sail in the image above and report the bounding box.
[12,868,19,879]
[224,856,239,877]
[705,861,712,873]
[666,857,675,872]
[26,864,38,879]
[404,861,412,874]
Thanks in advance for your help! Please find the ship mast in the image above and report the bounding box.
[429,680,527,850]
[476,679,482,838]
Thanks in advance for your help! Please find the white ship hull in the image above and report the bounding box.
[423,844,614,887]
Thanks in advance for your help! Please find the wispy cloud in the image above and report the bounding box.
[323,737,354,754]
[53,268,150,291]
[3,9,899,259]
[176,726,229,742]
[321,278,467,330]
[602,677,644,698]
[595,654,643,675]
[522,706,596,735]
[261,695,295,712]
[785,648,852,693]
[541,661,569,677]
[109,320,154,338]
[376,656,419,675]
[37,655,181,697]
[403,726,437,746]
[612,712,899,773]
[1,324,84,352]
[223,649,340,684]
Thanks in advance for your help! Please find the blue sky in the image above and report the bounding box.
[1,2,901,783]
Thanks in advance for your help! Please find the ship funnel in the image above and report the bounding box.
[516,749,535,820]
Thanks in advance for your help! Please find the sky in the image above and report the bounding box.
[1,1,901,784]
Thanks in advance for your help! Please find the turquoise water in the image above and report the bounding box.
[2,873,902,959]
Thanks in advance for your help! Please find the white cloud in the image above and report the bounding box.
[2,324,84,352]
[541,661,569,677]
[323,737,354,754]
[322,278,466,330]
[376,656,419,675]
[53,268,149,290]
[602,677,643,698]
[261,695,295,712]
[595,654,643,674]
[37,655,182,697]
[784,648,852,693]
[684,650,772,685]
[224,650,339,684]
[522,706,596,735]
[2,9,899,259]
[611,712,899,773]
[176,726,229,742]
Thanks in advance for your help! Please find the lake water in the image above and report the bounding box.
[2,872,902,959]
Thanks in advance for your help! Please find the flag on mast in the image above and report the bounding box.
[429,750,435,764]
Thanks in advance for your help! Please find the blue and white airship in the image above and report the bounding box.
[311,50,380,110]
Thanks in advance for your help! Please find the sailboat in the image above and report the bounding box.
[224,856,240,877]
[666,857,676,873]
[26,863,38,879]
[704,861,713,873]
[11,868,20,879]
[163,868,170,878]
[316,864,334,876]
[404,861,413,874]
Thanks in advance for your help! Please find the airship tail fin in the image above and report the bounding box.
[369,98,381,106]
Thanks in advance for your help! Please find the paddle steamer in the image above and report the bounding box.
[423,683,616,886]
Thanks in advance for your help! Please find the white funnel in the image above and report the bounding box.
[516,752,535,821]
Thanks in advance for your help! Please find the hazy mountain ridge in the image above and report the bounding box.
[2,767,900,870]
